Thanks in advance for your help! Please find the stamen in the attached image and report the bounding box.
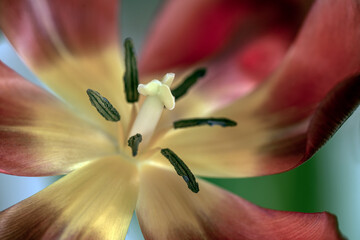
[161,148,199,193]
[128,133,142,156]
[174,118,237,129]
[123,38,139,103]
[171,68,206,101]
[86,89,120,122]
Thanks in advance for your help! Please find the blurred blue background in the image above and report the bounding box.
[1,0,359,239]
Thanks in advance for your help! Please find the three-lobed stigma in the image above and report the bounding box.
[137,73,176,110]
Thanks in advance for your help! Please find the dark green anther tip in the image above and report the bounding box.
[173,117,237,129]
[160,148,199,193]
[194,68,206,77]
[172,67,207,101]
[128,133,142,157]
[123,38,139,103]
[86,89,120,122]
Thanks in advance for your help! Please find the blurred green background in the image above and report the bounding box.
[0,0,359,239]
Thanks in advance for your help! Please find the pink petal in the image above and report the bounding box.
[0,61,117,176]
[136,165,344,240]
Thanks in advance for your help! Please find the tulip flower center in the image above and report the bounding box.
[86,38,237,193]
[128,73,175,147]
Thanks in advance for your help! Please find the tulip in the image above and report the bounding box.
[0,0,356,239]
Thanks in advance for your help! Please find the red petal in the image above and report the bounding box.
[305,75,360,159]
[137,165,344,240]
[140,0,307,124]
[189,26,295,111]
[154,0,360,177]
[139,0,304,75]
[263,0,360,114]
[256,0,360,160]
[0,0,118,64]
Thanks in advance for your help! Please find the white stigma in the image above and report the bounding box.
[137,75,175,110]
[128,73,175,149]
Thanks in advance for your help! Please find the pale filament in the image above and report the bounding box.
[128,73,175,149]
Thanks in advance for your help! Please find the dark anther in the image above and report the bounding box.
[171,68,206,101]
[123,38,139,103]
[161,148,199,193]
[174,118,237,129]
[86,89,120,122]
[128,133,142,156]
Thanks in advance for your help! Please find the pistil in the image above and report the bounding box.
[128,73,176,149]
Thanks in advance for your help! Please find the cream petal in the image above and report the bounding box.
[0,61,117,176]
[0,156,138,240]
